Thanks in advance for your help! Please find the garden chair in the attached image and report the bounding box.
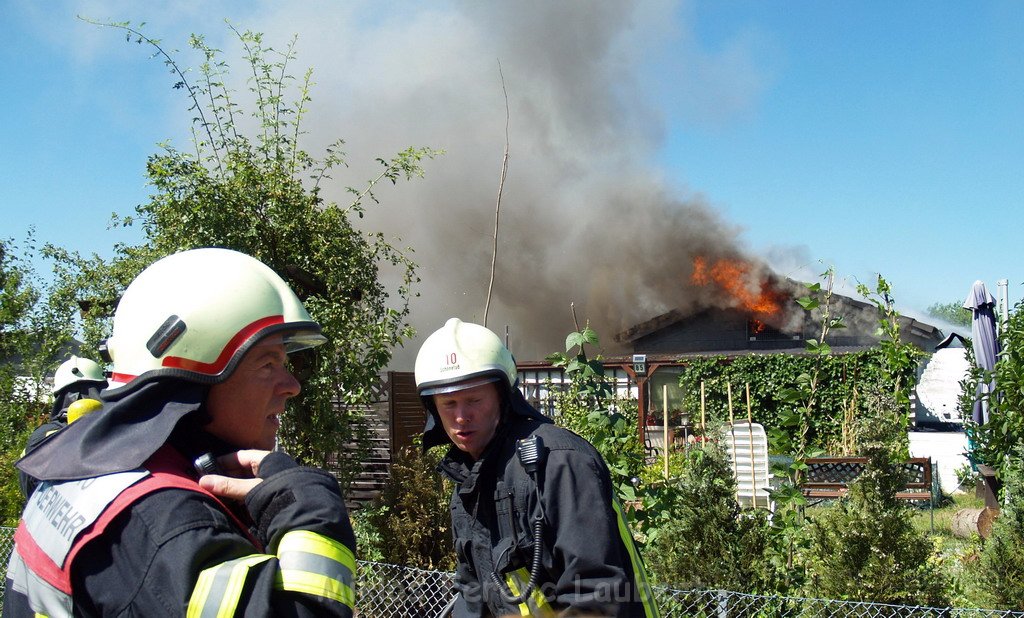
[724,421,774,511]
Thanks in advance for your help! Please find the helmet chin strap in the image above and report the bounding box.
[498,390,512,424]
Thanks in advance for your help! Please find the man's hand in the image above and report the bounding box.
[197,450,270,501]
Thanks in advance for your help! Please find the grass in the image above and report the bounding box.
[915,490,987,537]
[913,490,988,607]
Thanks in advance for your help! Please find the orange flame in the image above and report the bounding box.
[691,256,784,318]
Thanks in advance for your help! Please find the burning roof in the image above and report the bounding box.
[616,257,943,353]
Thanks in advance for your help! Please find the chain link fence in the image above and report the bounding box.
[0,527,11,599]
[652,589,1024,618]
[1,527,1022,617]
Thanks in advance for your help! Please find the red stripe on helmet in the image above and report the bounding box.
[162,315,284,375]
[110,372,137,385]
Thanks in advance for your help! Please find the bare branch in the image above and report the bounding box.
[483,61,510,327]
[80,17,223,173]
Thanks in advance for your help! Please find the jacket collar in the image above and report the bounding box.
[18,379,208,482]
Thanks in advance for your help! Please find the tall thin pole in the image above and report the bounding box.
[700,381,706,433]
[483,63,510,327]
[746,383,757,509]
[728,383,737,489]
[663,384,670,479]
[998,279,1010,331]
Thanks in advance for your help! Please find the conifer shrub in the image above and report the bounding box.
[642,437,776,593]
[803,408,947,605]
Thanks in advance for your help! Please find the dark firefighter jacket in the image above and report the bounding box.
[5,379,356,617]
[18,421,65,500]
[433,391,659,617]
[4,445,355,617]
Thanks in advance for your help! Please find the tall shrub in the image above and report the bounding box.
[642,438,776,592]
[356,445,455,570]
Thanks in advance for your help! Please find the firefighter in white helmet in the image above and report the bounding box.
[416,318,659,617]
[5,248,356,617]
[18,355,108,499]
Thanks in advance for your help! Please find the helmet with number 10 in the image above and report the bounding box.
[414,318,517,403]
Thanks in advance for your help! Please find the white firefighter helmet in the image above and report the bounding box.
[415,318,517,397]
[105,247,326,388]
[52,356,106,396]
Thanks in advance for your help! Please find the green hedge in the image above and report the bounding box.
[676,350,917,455]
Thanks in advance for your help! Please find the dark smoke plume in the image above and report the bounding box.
[235,1,774,364]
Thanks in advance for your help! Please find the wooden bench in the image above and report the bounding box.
[800,456,934,503]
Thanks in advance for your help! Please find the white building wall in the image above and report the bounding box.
[914,347,970,424]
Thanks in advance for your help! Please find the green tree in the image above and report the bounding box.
[966,300,1024,480]
[0,236,80,523]
[52,22,439,483]
[927,300,971,328]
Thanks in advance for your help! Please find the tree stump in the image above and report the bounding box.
[951,507,999,539]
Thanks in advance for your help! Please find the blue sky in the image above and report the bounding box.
[2,1,1021,357]
[656,2,1023,318]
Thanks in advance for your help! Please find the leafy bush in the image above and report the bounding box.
[965,448,1024,609]
[547,326,645,497]
[1,237,75,523]
[0,427,33,526]
[966,300,1024,480]
[356,445,455,570]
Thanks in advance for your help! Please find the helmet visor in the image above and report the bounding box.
[282,329,328,353]
[419,375,501,397]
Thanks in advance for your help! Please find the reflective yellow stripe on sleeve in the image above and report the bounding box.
[273,529,356,610]
[187,554,274,618]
